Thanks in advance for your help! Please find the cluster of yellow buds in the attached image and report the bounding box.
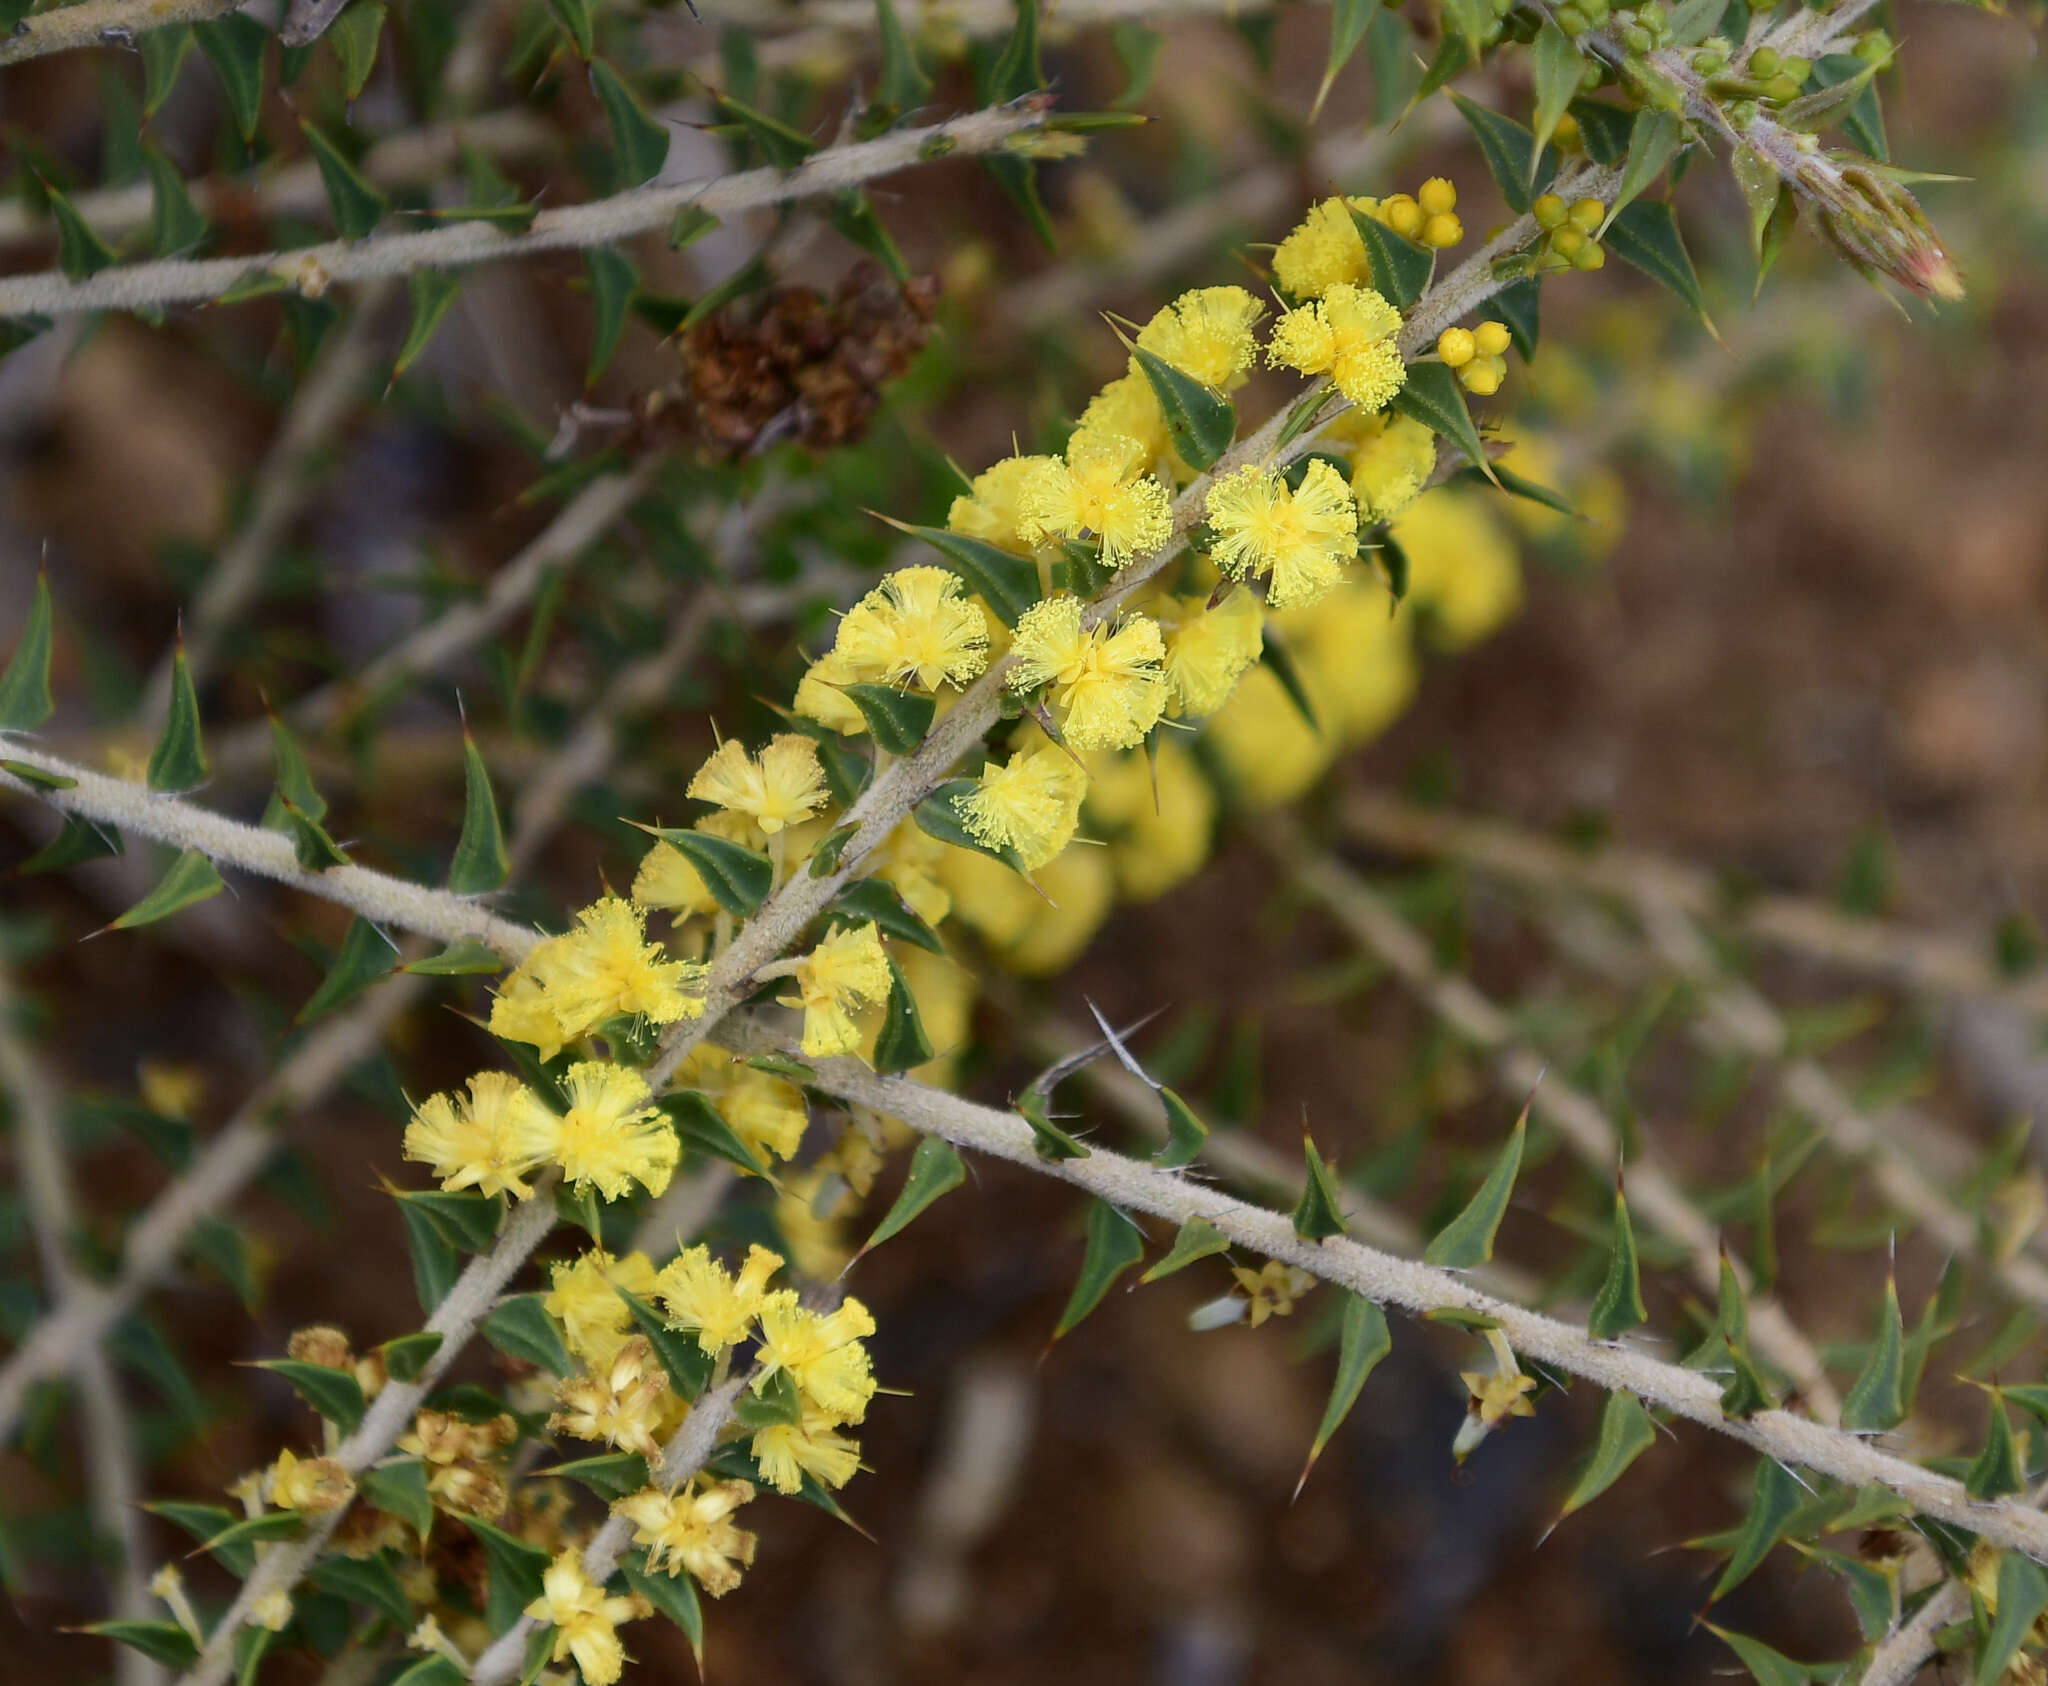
[1533,192,1609,273]
[1377,176,1464,250]
[1436,320,1514,397]
[1271,177,1467,301]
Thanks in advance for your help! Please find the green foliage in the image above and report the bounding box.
[863,1134,966,1252]
[1054,1199,1145,1337]
[1424,1105,1524,1267]
[0,568,55,732]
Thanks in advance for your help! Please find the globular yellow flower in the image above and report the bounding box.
[946,454,1055,556]
[1000,843,1116,975]
[786,922,894,1059]
[525,1549,641,1686]
[631,812,757,921]
[1206,459,1359,611]
[403,1070,559,1200]
[864,820,952,930]
[266,1448,355,1514]
[832,565,991,692]
[752,1407,864,1495]
[676,1047,808,1166]
[550,1335,671,1462]
[687,734,828,838]
[1268,283,1407,414]
[614,1479,757,1596]
[1159,586,1263,718]
[754,1291,877,1423]
[654,1243,784,1354]
[545,1250,659,1372]
[792,649,871,738]
[1345,410,1437,523]
[1134,286,1264,389]
[1204,661,1334,811]
[552,1062,678,1202]
[1006,595,1167,751]
[936,844,1038,949]
[1016,432,1172,565]
[1072,372,1169,467]
[958,741,1088,871]
[537,897,705,1034]
[1272,576,1419,748]
[1392,489,1523,650]
[1272,196,1376,300]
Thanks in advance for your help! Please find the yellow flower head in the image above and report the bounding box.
[865,819,952,930]
[631,813,756,920]
[687,734,829,838]
[1159,586,1263,718]
[1273,575,1419,747]
[550,1334,672,1461]
[995,842,1116,975]
[947,454,1055,556]
[1392,489,1523,650]
[676,1047,808,1165]
[1006,596,1167,751]
[1205,459,1359,610]
[752,1407,863,1495]
[1268,283,1407,414]
[958,741,1088,871]
[525,1549,641,1686]
[1272,196,1376,300]
[654,1242,784,1355]
[552,1062,678,1202]
[266,1448,355,1514]
[788,922,894,1059]
[613,1478,757,1596]
[1017,433,1172,565]
[1347,410,1438,523]
[545,1249,659,1372]
[403,1070,559,1200]
[792,649,870,738]
[754,1291,877,1423]
[1204,661,1335,811]
[539,897,705,1030]
[1072,372,1169,467]
[1134,286,1264,389]
[832,565,991,692]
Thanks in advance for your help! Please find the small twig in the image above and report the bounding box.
[0,0,238,67]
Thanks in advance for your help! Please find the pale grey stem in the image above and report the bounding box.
[0,959,163,1686]
[467,1374,750,1686]
[0,112,558,252]
[732,1024,2048,1563]
[0,0,238,67]
[177,1185,566,1686]
[0,104,1051,319]
[1856,1581,1960,1686]
[1270,822,1844,1422]
[0,746,540,958]
[141,281,399,720]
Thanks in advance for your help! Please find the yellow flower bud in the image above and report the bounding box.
[1381,193,1423,238]
[1473,320,1511,357]
[1554,112,1582,149]
[1421,211,1464,248]
[1550,226,1587,258]
[1569,197,1606,231]
[1459,358,1505,397]
[1437,327,1477,368]
[1416,176,1457,216]
[1533,192,1568,230]
[1571,240,1607,271]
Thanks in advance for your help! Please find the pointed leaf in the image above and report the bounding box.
[1529,25,1583,175]
[1017,1088,1090,1161]
[397,1195,460,1312]
[713,94,818,169]
[44,182,116,280]
[545,0,592,57]
[395,1187,503,1253]
[395,269,462,379]
[590,60,670,186]
[381,1329,443,1383]
[863,1135,965,1252]
[1390,358,1494,482]
[21,812,121,873]
[616,1287,714,1400]
[279,796,349,871]
[840,683,936,754]
[1604,110,1684,234]
[659,1091,770,1178]
[298,917,398,1021]
[1132,345,1236,471]
[1154,1085,1208,1170]
[262,709,325,822]
[1303,1295,1391,1476]
[309,1550,412,1626]
[1967,1389,2024,1499]
[1312,0,1378,121]
[1491,276,1540,359]
[1413,30,1470,105]
[1140,1216,1230,1283]
[583,247,637,387]
[464,1515,552,1635]
[327,0,386,100]
[1719,1336,1775,1417]
[1558,1389,1656,1517]
[448,730,509,894]
[873,953,935,1075]
[195,14,269,146]
[80,1622,199,1670]
[1604,200,1713,331]
[623,1553,703,1673]
[0,568,55,733]
[358,1459,433,1543]
[1108,19,1160,110]
[385,1656,464,1686]
[831,877,943,953]
[302,123,387,240]
[1450,94,1556,214]
[875,0,932,116]
[481,1293,570,1376]
[830,189,909,283]
[110,850,224,929]
[1293,1133,1348,1241]
[1840,1273,1905,1432]
[1977,1552,2048,1686]
[631,825,770,915]
[254,1356,367,1430]
[1588,1181,1646,1340]
[142,28,196,118]
[200,1510,305,1558]
[1424,1106,1525,1267]
[883,519,1041,626]
[1053,1199,1145,1338]
[1567,97,1637,165]
[987,0,1044,102]
[541,1451,649,1499]
[1711,1457,1801,1600]
[1345,204,1433,308]
[147,642,208,790]
[188,1216,258,1310]
[913,780,1029,873]
[1259,629,1321,732]
[1704,1624,1812,1686]
[1811,55,1887,160]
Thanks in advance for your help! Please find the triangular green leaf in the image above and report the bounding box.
[1587,1179,1646,1340]
[110,850,224,930]
[0,567,55,733]
[1977,1552,2048,1686]
[1604,110,1684,234]
[830,876,943,953]
[1450,93,1556,214]
[358,1459,434,1543]
[987,0,1044,102]
[1312,0,1377,121]
[881,518,1041,626]
[1840,1272,1905,1432]
[1345,204,1433,308]
[1154,1085,1208,1169]
[631,824,771,915]
[713,93,818,169]
[1491,276,1540,359]
[298,917,398,1021]
[463,1515,552,1636]
[396,1195,460,1312]
[194,14,269,146]
[873,952,935,1075]
[448,729,509,894]
[1300,1294,1391,1486]
[1053,1199,1145,1338]
[302,123,388,241]
[253,1356,366,1431]
[668,205,720,249]
[1966,1388,2024,1499]
[590,59,670,186]
[622,1553,703,1674]
[1719,1336,1775,1417]
[1423,1105,1524,1267]
[1529,25,1583,178]
[1558,1389,1656,1517]
[1017,1088,1090,1161]
[583,247,638,388]
[279,796,349,871]
[380,1329,444,1383]
[1131,345,1236,471]
[1293,1133,1348,1241]
[862,1134,965,1253]
[1703,1624,1812,1686]
[147,640,208,790]
[404,936,506,975]
[80,1622,199,1670]
[539,1451,649,1500]
[481,1293,571,1376]
[187,1216,259,1310]
[840,682,937,754]
[616,1286,714,1400]
[1711,1457,1802,1600]
[1108,19,1160,110]
[141,27,196,119]
[395,269,462,379]
[1140,1216,1230,1283]
[1604,199,1714,333]
[659,1091,771,1178]
[21,812,121,874]
[1567,97,1636,166]
[309,1550,412,1627]
[200,1509,304,1558]
[394,1186,503,1253]
[327,0,386,100]
[874,0,932,119]
[43,180,116,280]
[829,189,909,283]
[1811,55,1887,160]
[545,0,593,57]
[913,780,1030,872]
[1390,358,1495,484]
[385,1655,464,1686]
